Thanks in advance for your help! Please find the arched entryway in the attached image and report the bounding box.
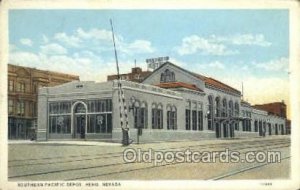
[72,101,88,139]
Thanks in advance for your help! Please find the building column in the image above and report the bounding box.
[37,93,48,141]
[163,104,167,130]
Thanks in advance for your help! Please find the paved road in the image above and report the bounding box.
[8,136,290,181]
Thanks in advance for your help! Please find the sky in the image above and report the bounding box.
[9,9,290,117]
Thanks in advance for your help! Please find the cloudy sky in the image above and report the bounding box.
[9,10,290,117]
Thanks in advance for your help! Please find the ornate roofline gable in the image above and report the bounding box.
[15,67,31,78]
[142,61,241,96]
[142,61,205,85]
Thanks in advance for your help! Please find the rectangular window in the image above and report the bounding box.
[107,114,112,133]
[198,111,203,131]
[242,120,246,131]
[235,123,239,130]
[167,111,170,130]
[100,114,107,133]
[167,110,177,130]
[192,110,197,130]
[87,115,96,133]
[17,101,25,116]
[152,108,163,129]
[173,111,177,130]
[141,108,145,128]
[49,102,71,114]
[133,107,147,129]
[134,108,140,129]
[8,99,14,115]
[157,109,163,129]
[49,116,71,134]
[185,109,191,130]
[88,99,112,113]
[9,80,14,91]
[17,82,25,92]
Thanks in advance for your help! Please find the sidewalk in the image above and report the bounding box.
[8,135,289,147]
[8,140,121,146]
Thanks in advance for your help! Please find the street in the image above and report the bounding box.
[8,136,290,181]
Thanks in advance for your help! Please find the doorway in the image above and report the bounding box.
[73,102,87,139]
[75,115,86,139]
[223,123,228,138]
[215,123,221,138]
[229,124,234,138]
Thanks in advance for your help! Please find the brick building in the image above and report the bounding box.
[8,64,79,139]
[253,101,287,118]
[107,67,152,83]
[253,101,290,135]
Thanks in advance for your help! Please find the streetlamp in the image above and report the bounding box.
[128,97,142,144]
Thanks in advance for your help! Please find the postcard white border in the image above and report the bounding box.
[0,0,299,189]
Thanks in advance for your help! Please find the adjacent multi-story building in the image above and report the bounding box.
[107,67,152,83]
[253,101,290,135]
[253,102,287,118]
[8,64,79,139]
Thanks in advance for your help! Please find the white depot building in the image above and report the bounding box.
[37,62,287,142]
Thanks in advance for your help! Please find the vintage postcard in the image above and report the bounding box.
[0,0,299,189]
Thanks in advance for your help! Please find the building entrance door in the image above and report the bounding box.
[223,123,228,138]
[75,115,86,139]
[215,123,221,138]
[229,124,234,138]
[275,125,278,135]
[73,102,87,139]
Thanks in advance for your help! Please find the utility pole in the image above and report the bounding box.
[110,19,130,146]
[242,82,244,100]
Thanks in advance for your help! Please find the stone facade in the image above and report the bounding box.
[37,62,287,143]
[8,64,79,139]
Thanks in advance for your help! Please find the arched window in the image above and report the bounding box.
[140,102,148,129]
[75,103,86,113]
[215,97,221,117]
[160,73,165,82]
[234,102,239,117]
[160,69,175,82]
[133,101,148,129]
[198,103,203,131]
[167,105,177,130]
[152,103,163,129]
[185,101,191,130]
[133,101,140,129]
[208,96,213,130]
[222,98,227,117]
[228,100,233,117]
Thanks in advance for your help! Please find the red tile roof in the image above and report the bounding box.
[195,75,241,95]
[155,82,203,92]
